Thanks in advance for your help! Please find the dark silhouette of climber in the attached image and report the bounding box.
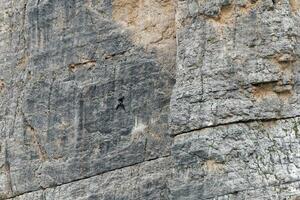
[116,96,125,111]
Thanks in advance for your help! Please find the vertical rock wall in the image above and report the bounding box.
[0,0,300,199]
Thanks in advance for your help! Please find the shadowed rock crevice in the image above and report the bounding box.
[68,60,97,72]
[0,81,5,93]
[251,81,294,102]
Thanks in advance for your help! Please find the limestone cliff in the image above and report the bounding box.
[0,0,300,199]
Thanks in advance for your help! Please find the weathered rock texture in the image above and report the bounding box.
[0,0,300,199]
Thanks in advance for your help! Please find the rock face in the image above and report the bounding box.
[0,0,300,199]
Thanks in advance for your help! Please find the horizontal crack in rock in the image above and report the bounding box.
[173,115,300,137]
[68,60,97,72]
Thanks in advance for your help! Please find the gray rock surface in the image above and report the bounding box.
[171,117,300,199]
[171,0,300,134]
[0,0,300,199]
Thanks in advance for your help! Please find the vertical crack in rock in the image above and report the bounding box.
[3,142,13,197]
[17,0,29,70]
[75,93,85,151]
[26,125,48,161]
[23,114,48,161]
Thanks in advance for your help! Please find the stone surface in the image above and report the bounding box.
[170,0,300,134]
[0,0,300,199]
[171,117,300,199]
[5,117,300,200]
[11,157,172,200]
[0,0,174,198]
